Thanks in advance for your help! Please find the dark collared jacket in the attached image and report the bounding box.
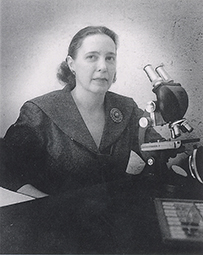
[3,86,158,194]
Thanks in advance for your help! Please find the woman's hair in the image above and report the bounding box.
[57,26,118,90]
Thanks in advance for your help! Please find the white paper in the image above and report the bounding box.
[0,186,35,207]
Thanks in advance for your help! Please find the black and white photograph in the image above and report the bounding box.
[0,0,203,254]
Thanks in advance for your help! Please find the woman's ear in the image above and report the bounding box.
[66,56,75,74]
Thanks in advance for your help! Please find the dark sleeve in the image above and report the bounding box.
[2,102,47,191]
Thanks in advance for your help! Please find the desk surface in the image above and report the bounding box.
[1,174,203,254]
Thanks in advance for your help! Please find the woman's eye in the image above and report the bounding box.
[86,55,97,61]
[106,56,115,62]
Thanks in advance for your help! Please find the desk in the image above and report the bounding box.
[1,174,203,254]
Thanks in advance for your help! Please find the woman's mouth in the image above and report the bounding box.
[93,78,108,82]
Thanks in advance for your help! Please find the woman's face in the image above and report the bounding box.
[68,34,117,95]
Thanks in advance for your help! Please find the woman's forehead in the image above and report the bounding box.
[79,34,116,54]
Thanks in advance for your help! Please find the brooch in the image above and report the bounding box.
[110,108,123,123]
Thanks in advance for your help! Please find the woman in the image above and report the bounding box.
[2,26,160,197]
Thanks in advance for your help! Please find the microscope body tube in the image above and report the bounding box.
[143,64,189,123]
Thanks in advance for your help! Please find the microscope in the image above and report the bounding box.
[139,64,203,185]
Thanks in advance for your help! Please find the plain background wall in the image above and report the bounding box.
[1,0,203,156]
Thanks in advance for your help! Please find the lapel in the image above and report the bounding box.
[30,86,134,154]
[100,91,134,151]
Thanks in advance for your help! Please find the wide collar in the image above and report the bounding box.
[30,86,134,154]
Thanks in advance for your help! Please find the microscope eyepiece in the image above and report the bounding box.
[143,64,163,86]
[155,64,173,83]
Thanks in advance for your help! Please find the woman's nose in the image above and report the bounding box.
[97,57,107,72]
